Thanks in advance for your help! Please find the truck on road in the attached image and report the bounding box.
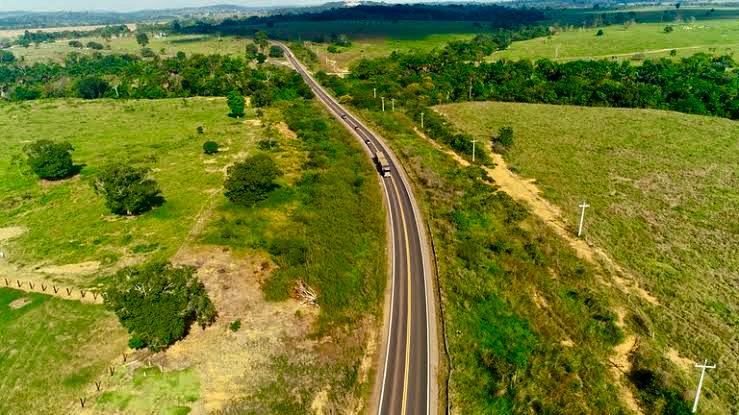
[374,151,391,177]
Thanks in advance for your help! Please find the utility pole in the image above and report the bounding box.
[373,87,377,98]
[420,112,424,129]
[381,96,385,112]
[692,360,716,413]
[577,202,589,237]
[472,139,477,162]
[391,98,395,112]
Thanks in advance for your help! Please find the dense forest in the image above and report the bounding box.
[317,35,739,120]
[0,50,311,102]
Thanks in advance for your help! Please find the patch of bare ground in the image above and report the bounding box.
[275,121,298,140]
[8,297,31,309]
[38,261,100,275]
[0,226,26,242]
[666,348,694,372]
[147,246,319,413]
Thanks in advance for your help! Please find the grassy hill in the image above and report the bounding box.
[494,19,739,62]
[437,101,739,413]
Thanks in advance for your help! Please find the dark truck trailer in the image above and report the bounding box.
[374,151,391,177]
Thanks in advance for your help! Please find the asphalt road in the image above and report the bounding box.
[279,44,435,415]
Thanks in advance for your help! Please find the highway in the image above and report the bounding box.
[279,44,436,415]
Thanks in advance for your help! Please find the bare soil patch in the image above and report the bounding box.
[0,226,26,242]
[8,297,31,309]
[38,261,100,275]
[275,121,298,140]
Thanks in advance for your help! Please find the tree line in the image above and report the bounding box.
[319,36,739,119]
[1,25,131,48]
[0,49,312,102]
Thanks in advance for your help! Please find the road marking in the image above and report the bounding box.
[378,177,397,415]
[390,177,413,415]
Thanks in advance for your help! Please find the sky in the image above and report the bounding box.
[0,0,468,13]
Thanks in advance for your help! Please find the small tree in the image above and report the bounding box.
[254,31,269,51]
[0,50,14,63]
[68,40,83,48]
[256,53,267,64]
[77,76,109,99]
[596,29,605,36]
[23,140,77,180]
[203,141,219,155]
[492,126,514,151]
[93,163,164,216]
[664,25,674,33]
[245,43,259,61]
[103,262,217,352]
[227,91,245,118]
[269,45,284,58]
[86,41,104,50]
[136,32,150,48]
[224,153,282,206]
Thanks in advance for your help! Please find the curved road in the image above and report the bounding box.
[279,44,437,415]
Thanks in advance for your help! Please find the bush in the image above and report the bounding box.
[140,47,156,58]
[664,25,674,33]
[23,139,78,180]
[0,50,14,63]
[227,90,245,118]
[86,41,104,50]
[494,126,514,148]
[269,45,284,58]
[203,140,219,154]
[68,40,83,48]
[229,320,241,332]
[76,76,109,99]
[93,163,164,216]
[224,153,282,206]
[103,262,216,352]
[596,29,605,36]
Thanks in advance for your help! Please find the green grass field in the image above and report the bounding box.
[0,287,128,414]
[8,34,250,64]
[0,97,256,284]
[437,101,739,412]
[495,19,739,62]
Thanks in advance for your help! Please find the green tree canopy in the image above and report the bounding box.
[76,76,109,99]
[136,32,150,47]
[224,153,283,206]
[103,262,217,352]
[269,45,284,58]
[93,163,164,216]
[203,140,219,154]
[226,90,245,117]
[23,139,77,180]
[254,31,269,51]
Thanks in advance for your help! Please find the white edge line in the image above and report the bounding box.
[378,180,396,415]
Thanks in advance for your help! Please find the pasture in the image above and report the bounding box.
[495,19,739,62]
[0,287,128,414]
[0,97,257,286]
[438,101,739,412]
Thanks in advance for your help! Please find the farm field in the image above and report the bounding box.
[0,97,256,286]
[0,287,128,414]
[7,34,249,63]
[437,101,739,412]
[494,19,739,62]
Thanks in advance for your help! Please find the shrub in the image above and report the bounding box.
[140,47,156,58]
[86,41,104,50]
[68,40,83,48]
[76,76,109,99]
[269,45,284,58]
[229,320,241,332]
[227,90,245,118]
[196,125,204,134]
[224,153,282,206]
[93,163,164,216]
[664,25,674,33]
[0,50,14,63]
[494,126,514,148]
[596,29,605,36]
[257,138,278,151]
[136,32,149,47]
[103,262,216,352]
[203,140,219,154]
[23,139,78,180]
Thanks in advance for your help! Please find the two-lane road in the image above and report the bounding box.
[279,44,437,415]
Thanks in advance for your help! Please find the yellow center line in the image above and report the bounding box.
[390,176,413,415]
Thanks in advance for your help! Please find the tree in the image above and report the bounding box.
[254,31,269,51]
[664,25,674,33]
[23,140,77,180]
[68,40,83,48]
[245,43,259,60]
[0,50,14,63]
[596,29,605,36]
[103,262,217,352]
[269,45,284,58]
[136,32,150,47]
[77,76,109,99]
[93,163,164,216]
[224,153,282,206]
[86,41,104,50]
[256,53,267,64]
[203,141,219,154]
[252,88,272,107]
[227,90,245,117]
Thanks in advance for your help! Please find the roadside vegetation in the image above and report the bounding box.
[438,101,739,413]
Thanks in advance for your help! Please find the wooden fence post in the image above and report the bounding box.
[29,282,34,290]
[4,278,9,286]
[16,280,21,288]
[41,284,47,292]
[109,366,114,376]
[79,397,86,408]
[53,285,59,293]
[66,288,72,296]
[80,290,86,298]
[95,381,101,391]
[122,353,127,363]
